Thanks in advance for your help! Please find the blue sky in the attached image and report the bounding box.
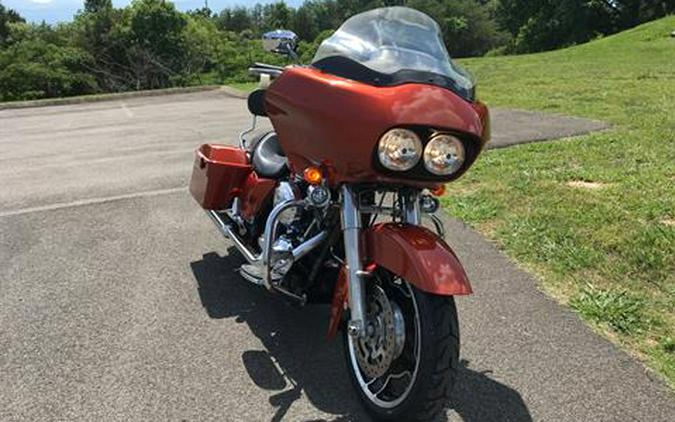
[3,0,304,24]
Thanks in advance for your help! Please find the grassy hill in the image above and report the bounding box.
[449,16,675,385]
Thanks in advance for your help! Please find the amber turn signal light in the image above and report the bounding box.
[431,185,446,197]
[303,167,323,185]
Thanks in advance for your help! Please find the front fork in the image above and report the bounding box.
[340,185,421,337]
[340,185,367,337]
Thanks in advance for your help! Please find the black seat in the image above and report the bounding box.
[251,132,288,179]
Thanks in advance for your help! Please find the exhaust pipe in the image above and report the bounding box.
[206,210,260,264]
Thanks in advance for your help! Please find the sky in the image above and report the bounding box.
[3,0,304,24]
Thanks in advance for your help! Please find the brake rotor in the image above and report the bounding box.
[354,285,405,379]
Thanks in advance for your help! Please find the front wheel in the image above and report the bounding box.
[343,270,460,421]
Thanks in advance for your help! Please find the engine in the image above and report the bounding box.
[266,179,331,280]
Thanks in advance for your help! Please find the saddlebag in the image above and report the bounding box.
[189,144,253,210]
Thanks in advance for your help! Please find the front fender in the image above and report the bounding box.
[363,223,472,296]
[327,223,471,337]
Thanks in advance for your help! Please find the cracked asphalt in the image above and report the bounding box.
[1,90,672,421]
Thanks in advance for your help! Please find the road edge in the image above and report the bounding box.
[0,85,248,111]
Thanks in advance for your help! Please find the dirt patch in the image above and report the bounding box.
[566,180,608,190]
[660,218,675,227]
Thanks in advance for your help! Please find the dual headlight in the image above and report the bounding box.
[377,128,465,176]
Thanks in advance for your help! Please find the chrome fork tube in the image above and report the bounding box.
[403,189,421,225]
[341,185,367,337]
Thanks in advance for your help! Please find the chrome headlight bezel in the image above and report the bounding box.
[423,133,465,176]
[377,128,423,172]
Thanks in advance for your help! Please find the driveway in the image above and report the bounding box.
[0,90,671,421]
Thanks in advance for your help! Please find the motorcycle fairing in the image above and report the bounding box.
[265,67,490,188]
[312,6,475,101]
[327,222,472,337]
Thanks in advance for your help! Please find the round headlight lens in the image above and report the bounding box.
[378,128,422,171]
[423,134,465,175]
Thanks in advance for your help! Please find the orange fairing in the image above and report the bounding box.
[265,66,489,186]
[364,223,472,296]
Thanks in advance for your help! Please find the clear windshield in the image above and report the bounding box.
[312,7,474,93]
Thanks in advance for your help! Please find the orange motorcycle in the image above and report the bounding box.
[190,7,489,420]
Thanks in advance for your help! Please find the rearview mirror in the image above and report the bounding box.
[262,30,298,58]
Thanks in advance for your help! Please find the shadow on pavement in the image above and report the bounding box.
[452,360,532,422]
[190,252,532,422]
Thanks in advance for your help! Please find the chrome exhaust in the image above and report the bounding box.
[206,210,260,264]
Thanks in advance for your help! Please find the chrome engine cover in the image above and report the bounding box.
[273,181,299,225]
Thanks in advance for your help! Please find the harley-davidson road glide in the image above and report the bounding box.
[190,7,490,421]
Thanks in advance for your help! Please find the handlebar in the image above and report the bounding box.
[249,63,284,78]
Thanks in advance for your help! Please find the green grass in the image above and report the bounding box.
[227,81,259,93]
[444,16,675,385]
[571,285,646,334]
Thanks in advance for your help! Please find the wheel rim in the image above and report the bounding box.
[347,275,421,409]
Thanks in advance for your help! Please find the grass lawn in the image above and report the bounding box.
[227,81,259,92]
[447,16,675,385]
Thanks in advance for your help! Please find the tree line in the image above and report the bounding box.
[0,0,672,102]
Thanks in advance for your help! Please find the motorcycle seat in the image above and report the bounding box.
[251,132,288,179]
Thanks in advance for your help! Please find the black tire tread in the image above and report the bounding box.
[401,294,459,422]
[345,285,460,422]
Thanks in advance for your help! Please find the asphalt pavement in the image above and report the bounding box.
[1,90,672,421]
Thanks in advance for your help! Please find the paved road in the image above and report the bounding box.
[1,90,672,421]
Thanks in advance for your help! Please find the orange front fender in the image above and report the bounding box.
[327,223,471,337]
[364,223,472,296]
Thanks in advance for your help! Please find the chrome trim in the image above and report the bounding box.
[272,283,307,305]
[403,190,421,225]
[249,65,284,78]
[209,199,329,291]
[238,266,266,286]
[347,278,421,408]
[207,210,259,264]
[341,185,367,337]
[292,230,328,260]
[262,199,304,288]
[273,181,299,225]
[225,197,246,234]
[239,115,257,149]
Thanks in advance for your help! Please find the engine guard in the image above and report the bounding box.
[327,223,472,337]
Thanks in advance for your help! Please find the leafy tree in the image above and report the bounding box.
[262,1,293,30]
[72,0,122,90]
[290,4,318,41]
[0,2,24,45]
[409,0,509,57]
[215,7,252,33]
[495,0,675,53]
[84,0,113,14]
[0,23,96,100]
[2,0,673,102]
[124,0,189,89]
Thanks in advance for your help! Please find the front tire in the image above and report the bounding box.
[343,272,459,421]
